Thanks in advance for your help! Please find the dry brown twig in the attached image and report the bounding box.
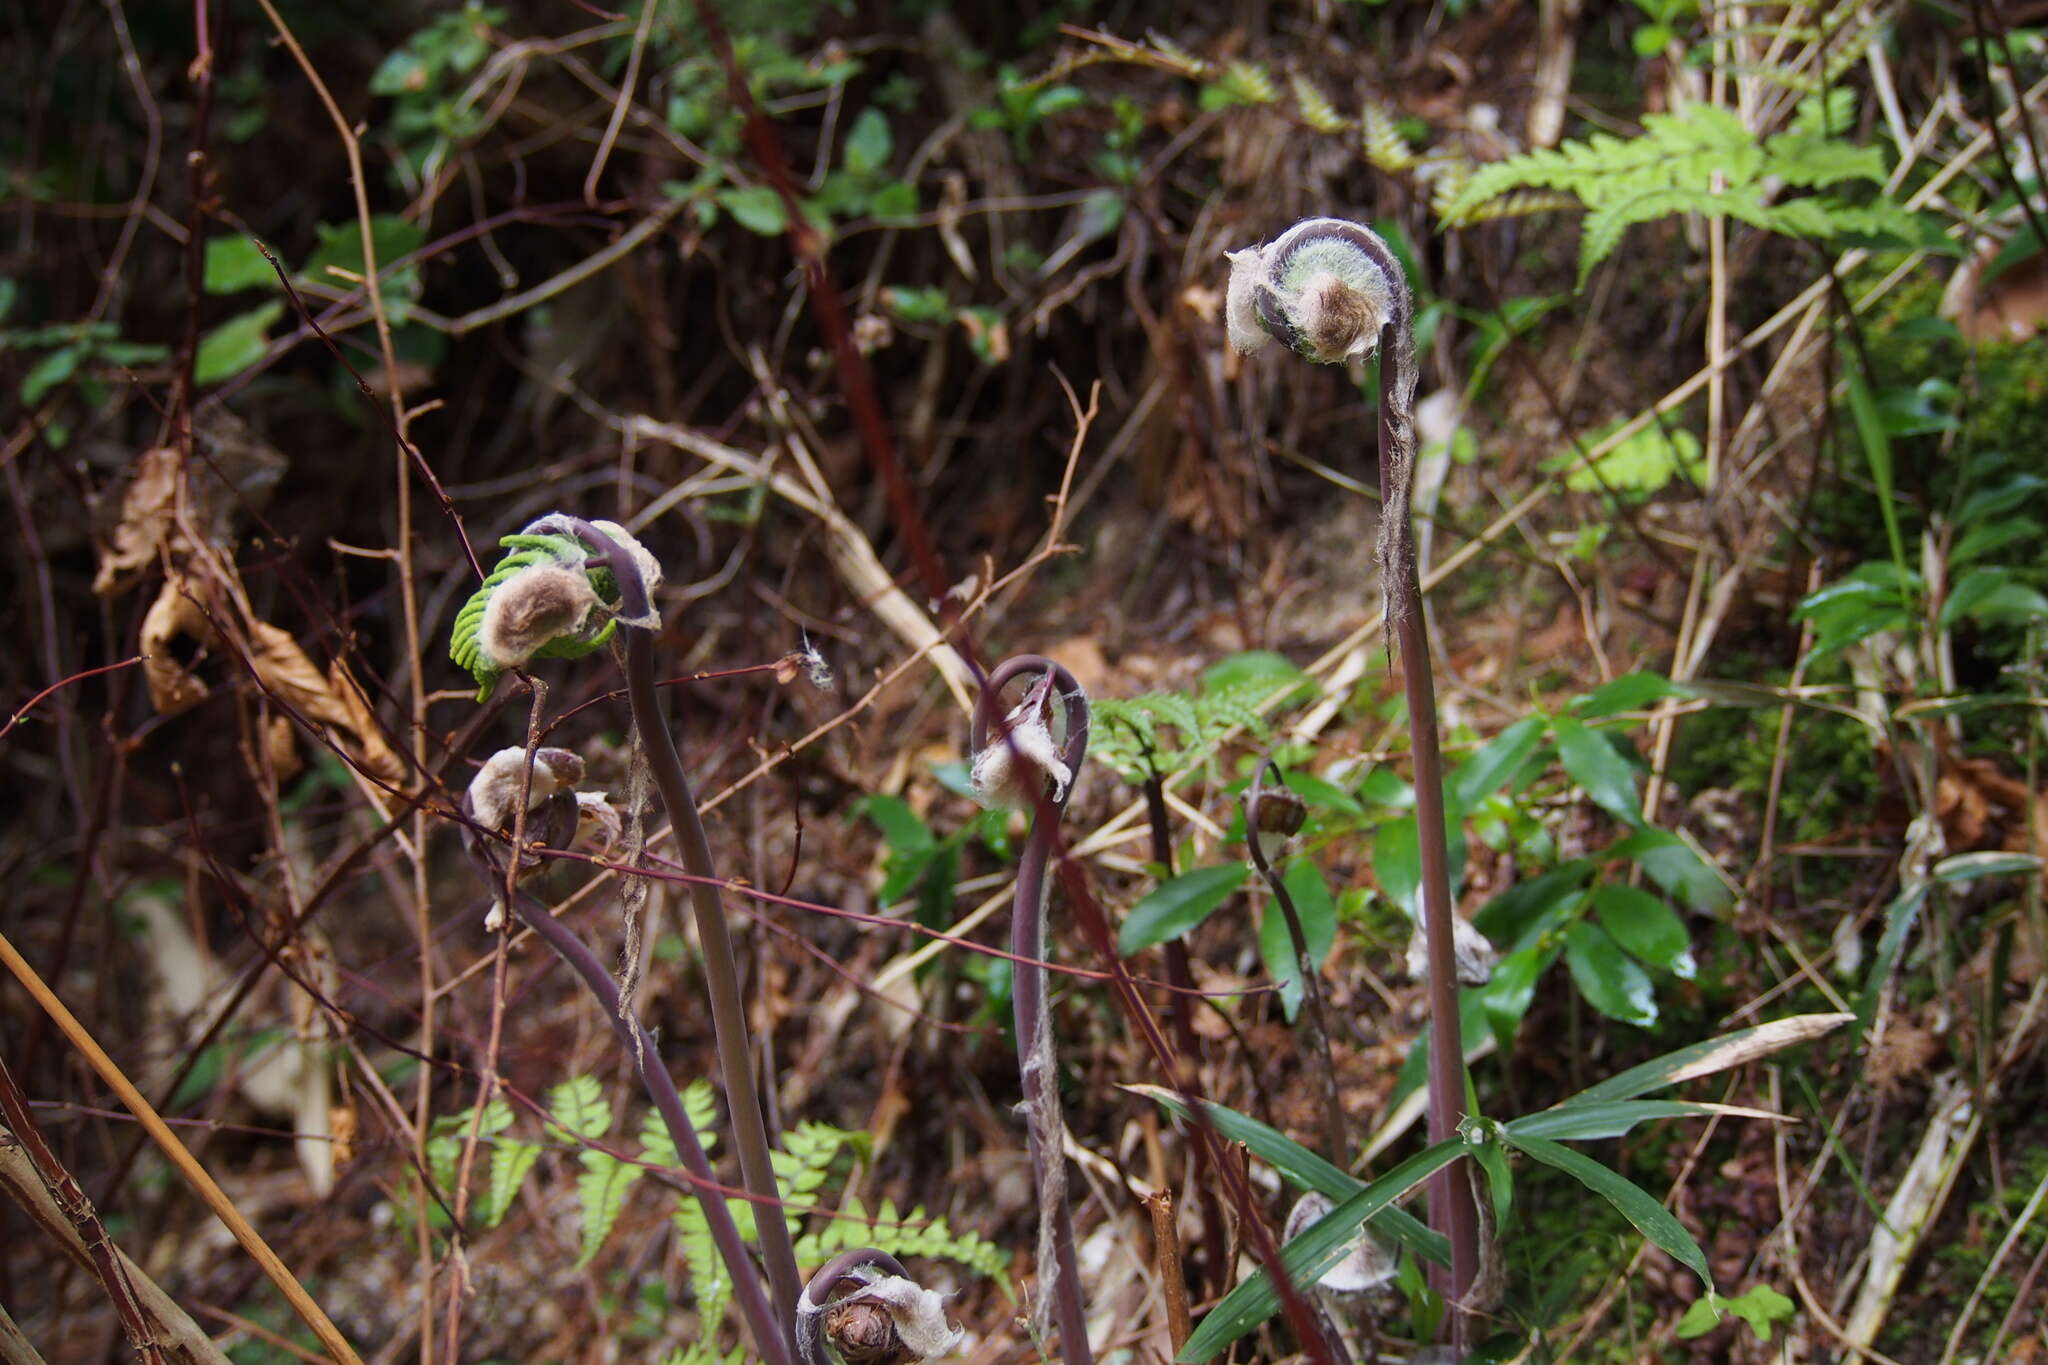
[0,929,364,1365]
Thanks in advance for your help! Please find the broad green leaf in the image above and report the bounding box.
[1606,827,1730,913]
[1118,863,1249,955]
[1372,816,1421,916]
[1177,1140,1463,1362]
[1549,421,1704,494]
[19,346,80,405]
[1576,672,1690,720]
[1281,770,1363,815]
[1940,567,2048,630]
[1502,1131,1711,1291]
[842,107,892,177]
[1569,1013,1852,1105]
[194,301,283,385]
[1554,715,1644,827]
[1592,884,1695,978]
[1122,1086,1447,1266]
[1258,858,1337,1021]
[851,794,934,854]
[1481,942,1556,1050]
[869,180,919,222]
[1372,810,1465,919]
[1474,859,1595,944]
[1447,715,1545,814]
[204,236,278,294]
[717,186,788,235]
[299,216,426,300]
[1564,920,1657,1026]
[1200,649,1310,700]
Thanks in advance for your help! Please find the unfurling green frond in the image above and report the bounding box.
[449,530,618,700]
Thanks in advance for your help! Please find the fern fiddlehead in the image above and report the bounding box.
[1227,217,1482,1349]
[969,655,1092,1365]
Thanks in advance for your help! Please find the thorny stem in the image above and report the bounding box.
[1374,315,1481,1344]
[500,886,793,1365]
[560,517,805,1340]
[1244,760,1348,1163]
[794,1248,910,1365]
[972,656,1093,1365]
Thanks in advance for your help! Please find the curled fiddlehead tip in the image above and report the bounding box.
[968,658,1090,814]
[448,515,668,700]
[462,744,620,929]
[797,1251,964,1365]
[1225,216,1410,365]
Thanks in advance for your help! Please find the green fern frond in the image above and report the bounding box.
[1360,101,1417,172]
[1290,75,1348,134]
[1442,101,1927,286]
[482,1137,542,1229]
[547,1074,611,1140]
[574,1148,639,1268]
[1209,60,1279,107]
[449,531,619,701]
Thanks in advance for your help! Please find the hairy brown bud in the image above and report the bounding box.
[1299,273,1379,366]
[477,565,600,670]
[823,1299,911,1365]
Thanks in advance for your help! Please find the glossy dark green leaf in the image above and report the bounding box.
[1481,942,1556,1051]
[1280,770,1363,815]
[194,302,284,385]
[851,794,934,853]
[1177,1140,1463,1362]
[1118,862,1249,955]
[1502,1131,1712,1290]
[1372,816,1421,917]
[1448,715,1545,814]
[1606,827,1730,913]
[1473,859,1596,943]
[1592,884,1695,978]
[1564,920,1656,1026]
[1554,715,1643,827]
[842,107,893,176]
[203,236,277,294]
[1258,858,1337,1022]
[1575,672,1691,720]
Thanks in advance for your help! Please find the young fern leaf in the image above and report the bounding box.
[1290,74,1349,134]
[483,1138,542,1230]
[449,531,619,699]
[1359,100,1418,173]
[1215,60,1279,106]
[1441,102,1924,286]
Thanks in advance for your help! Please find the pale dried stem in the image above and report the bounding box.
[0,929,365,1365]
